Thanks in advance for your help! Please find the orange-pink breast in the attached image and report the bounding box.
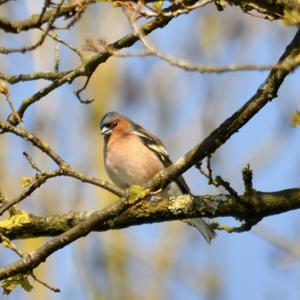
[105,133,164,188]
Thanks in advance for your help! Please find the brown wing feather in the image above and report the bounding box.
[132,125,190,194]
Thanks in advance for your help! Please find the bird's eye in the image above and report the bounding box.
[111,121,118,128]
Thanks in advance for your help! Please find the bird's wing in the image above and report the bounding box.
[132,126,190,194]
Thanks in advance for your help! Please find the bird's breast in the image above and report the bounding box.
[105,136,164,188]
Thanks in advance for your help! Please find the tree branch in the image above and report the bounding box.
[0,1,95,33]
[226,0,300,19]
[146,28,300,193]
[0,194,133,280]
[0,188,299,240]
[6,0,199,123]
[0,187,300,280]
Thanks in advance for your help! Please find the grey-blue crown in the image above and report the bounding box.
[100,111,122,129]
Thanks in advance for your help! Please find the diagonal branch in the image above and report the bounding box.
[0,194,132,281]
[0,120,124,214]
[147,28,300,193]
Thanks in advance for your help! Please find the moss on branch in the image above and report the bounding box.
[0,188,299,240]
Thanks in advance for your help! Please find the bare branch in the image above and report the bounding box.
[0,0,65,54]
[45,30,84,62]
[0,71,71,84]
[146,28,300,193]
[6,1,179,124]
[30,272,60,293]
[0,170,61,216]
[0,233,60,293]
[0,193,134,281]
[0,121,124,210]
[0,1,95,33]
[0,0,300,290]
[22,152,42,173]
[124,7,297,73]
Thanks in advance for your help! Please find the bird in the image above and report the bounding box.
[100,111,216,243]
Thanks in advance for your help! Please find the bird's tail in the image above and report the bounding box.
[185,218,216,243]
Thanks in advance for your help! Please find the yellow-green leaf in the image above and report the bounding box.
[20,176,33,187]
[290,111,300,127]
[282,9,300,25]
[20,276,33,292]
[1,274,33,295]
[154,0,163,11]
[127,185,149,204]
[0,234,12,249]
[0,80,8,95]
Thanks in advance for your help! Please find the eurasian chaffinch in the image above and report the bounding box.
[100,111,216,243]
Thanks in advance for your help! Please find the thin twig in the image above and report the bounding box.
[0,0,65,54]
[209,219,259,233]
[0,170,62,216]
[0,233,60,293]
[0,82,23,125]
[124,8,291,74]
[30,272,60,293]
[23,152,42,173]
[53,31,60,72]
[46,30,84,62]
[75,76,94,103]
[0,120,123,214]
[0,1,87,33]
[37,0,52,25]
[0,71,72,84]
[243,164,254,196]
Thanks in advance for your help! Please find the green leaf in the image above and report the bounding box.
[20,176,34,187]
[290,111,300,127]
[1,274,33,295]
[127,185,149,204]
[20,276,33,292]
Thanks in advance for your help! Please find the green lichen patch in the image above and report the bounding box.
[208,194,228,215]
[168,195,191,215]
[0,210,32,231]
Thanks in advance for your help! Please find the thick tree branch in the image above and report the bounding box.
[0,188,299,240]
[0,187,300,280]
[226,0,300,19]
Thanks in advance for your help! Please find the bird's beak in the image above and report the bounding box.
[101,126,112,135]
